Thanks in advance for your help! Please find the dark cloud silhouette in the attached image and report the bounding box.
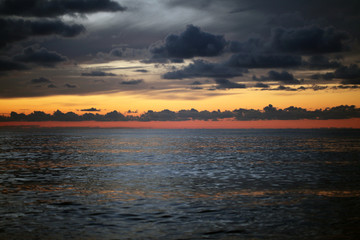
[335,64,360,84]
[165,0,213,9]
[2,105,359,122]
[81,71,116,76]
[253,70,300,84]
[190,81,202,85]
[268,11,306,28]
[151,25,226,59]
[30,77,51,84]
[13,47,67,67]
[311,85,328,91]
[215,79,246,89]
[229,38,264,53]
[0,58,28,72]
[190,86,203,90]
[121,79,143,85]
[134,69,148,73]
[332,85,359,90]
[0,0,126,17]
[259,85,299,91]
[305,55,341,69]
[0,18,85,48]
[163,59,246,79]
[64,83,77,88]
[226,53,302,68]
[109,48,123,57]
[310,72,335,80]
[47,84,57,88]
[310,64,360,84]
[80,107,100,112]
[270,26,349,54]
[254,82,269,88]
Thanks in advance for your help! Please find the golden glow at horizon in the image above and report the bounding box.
[1,87,359,115]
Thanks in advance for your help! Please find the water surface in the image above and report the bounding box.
[1,129,359,239]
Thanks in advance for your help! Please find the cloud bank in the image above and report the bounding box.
[2,105,359,122]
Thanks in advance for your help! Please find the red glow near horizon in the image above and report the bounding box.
[0,119,359,129]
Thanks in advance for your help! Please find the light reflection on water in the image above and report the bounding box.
[0,129,360,239]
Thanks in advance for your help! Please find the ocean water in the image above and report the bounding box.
[0,128,359,240]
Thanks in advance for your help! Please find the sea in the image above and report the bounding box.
[0,128,359,240]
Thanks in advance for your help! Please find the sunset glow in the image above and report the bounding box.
[0,0,359,127]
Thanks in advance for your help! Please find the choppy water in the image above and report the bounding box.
[0,128,360,240]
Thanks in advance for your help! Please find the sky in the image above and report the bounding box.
[0,0,360,118]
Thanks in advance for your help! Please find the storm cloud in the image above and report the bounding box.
[163,59,246,79]
[215,79,246,89]
[0,18,85,48]
[30,77,51,84]
[253,71,300,84]
[121,79,143,85]
[0,58,28,72]
[0,0,126,17]
[226,53,302,68]
[310,64,360,84]
[305,55,341,69]
[81,71,116,77]
[270,26,349,54]
[13,47,67,67]
[151,25,226,59]
[0,0,359,103]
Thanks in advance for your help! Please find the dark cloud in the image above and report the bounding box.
[13,47,67,67]
[228,38,264,53]
[226,53,302,68]
[151,25,226,59]
[253,70,300,84]
[81,71,116,77]
[275,85,297,91]
[121,79,143,85]
[311,85,328,91]
[228,0,359,38]
[228,25,350,57]
[30,77,51,84]
[165,0,213,9]
[109,48,123,57]
[47,84,57,88]
[3,105,359,122]
[215,78,246,89]
[268,11,306,28]
[190,86,203,90]
[259,85,300,91]
[0,0,126,17]
[134,69,148,73]
[141,58,184,64]
[335,64,360,84]
[163,59,246,79]
[254,82,269,88]
[332,85,359,90]
[190,81,202,85]
[310,72,335,80]
[0,18,85,48]
[270,26,349,54]
[64,83,77,88]
[0,58,28,72]
[305,55,341,69]
[80,107,100,112]
[310,64,360,84]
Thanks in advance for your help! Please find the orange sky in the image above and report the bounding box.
[1,87,359,116]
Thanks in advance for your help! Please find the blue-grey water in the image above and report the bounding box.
[0,128,359,240]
